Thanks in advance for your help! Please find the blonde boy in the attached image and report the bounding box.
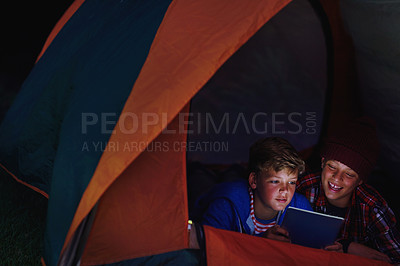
[194,137,312,240]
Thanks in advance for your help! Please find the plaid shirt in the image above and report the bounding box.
[297,172,400,263]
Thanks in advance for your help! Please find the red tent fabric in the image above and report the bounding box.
[204,226,389,265]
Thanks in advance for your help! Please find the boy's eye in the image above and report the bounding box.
[269,180,279,184]
[346,173,355,178]
[288,181,297,185]
[327,164,336,170]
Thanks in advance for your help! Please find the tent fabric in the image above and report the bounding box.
[35,0,85,63]
[317,0,359,126]
[0,0,174,264]
[0,0,293,264]
[43,1,177,263]
[79,105,190,265]
[1,0,398,265]
[187,0,327,164]
[63,0,293,264]
[105,249,201,266]
[204,225,390,266]
[0,162,49,198]
[340,0,400,186]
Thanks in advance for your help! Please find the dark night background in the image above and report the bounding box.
[0,1,74,123]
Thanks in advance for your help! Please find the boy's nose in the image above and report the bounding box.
[279,183,288,192]
[332,171,344,181]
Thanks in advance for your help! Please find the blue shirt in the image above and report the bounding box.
[193,179,312,235]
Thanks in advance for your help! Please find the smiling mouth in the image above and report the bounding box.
[328,181,343,192]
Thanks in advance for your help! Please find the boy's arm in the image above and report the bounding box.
[346,242,391,263]
[201,198,238,232]
[368,205,400,264]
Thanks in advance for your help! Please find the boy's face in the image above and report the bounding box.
[321,159,362,208]
[249,168,297,220]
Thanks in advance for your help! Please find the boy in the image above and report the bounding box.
[193,137,312,241]
[297,117,400,263]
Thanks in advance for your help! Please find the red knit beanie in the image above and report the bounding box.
[321,116,380,181]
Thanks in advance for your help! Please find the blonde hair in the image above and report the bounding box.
[248,137,305,176]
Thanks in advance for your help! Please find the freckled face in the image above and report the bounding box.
[321,159,362,208]
[249,169,298,220]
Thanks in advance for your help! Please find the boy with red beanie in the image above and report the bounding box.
[297,117,400,263]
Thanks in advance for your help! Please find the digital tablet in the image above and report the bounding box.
[281,206,344,249]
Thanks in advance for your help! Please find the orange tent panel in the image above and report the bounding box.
[81,105,190,265]
[204,225,390,266]
[63,0,291,261]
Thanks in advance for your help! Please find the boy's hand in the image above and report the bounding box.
[347,242,391,263]
[262,225,290,243]
[324,241,343,252]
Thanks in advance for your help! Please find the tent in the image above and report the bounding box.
[0,0,398,265]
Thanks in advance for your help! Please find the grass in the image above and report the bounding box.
[0,167,47,265]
